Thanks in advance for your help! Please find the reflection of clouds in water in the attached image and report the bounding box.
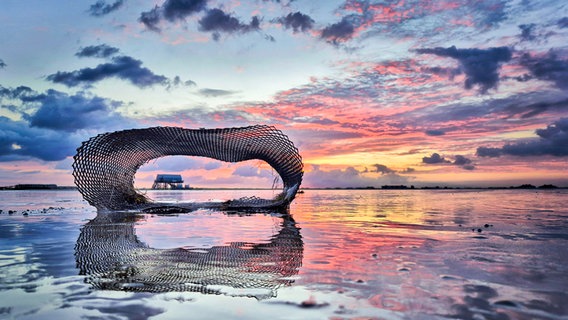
[75,211,303,299]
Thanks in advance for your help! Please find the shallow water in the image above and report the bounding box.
[0,189,567,319]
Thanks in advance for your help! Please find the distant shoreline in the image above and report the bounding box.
[0,184,565,191]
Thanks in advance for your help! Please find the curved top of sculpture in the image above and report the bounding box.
[72,125,303,211]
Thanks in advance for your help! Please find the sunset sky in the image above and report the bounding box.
[1,0,567,189]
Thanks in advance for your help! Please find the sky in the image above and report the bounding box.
[1,0,567,189]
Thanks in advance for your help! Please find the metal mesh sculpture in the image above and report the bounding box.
[75,212,303,298]
[73,125,303,211]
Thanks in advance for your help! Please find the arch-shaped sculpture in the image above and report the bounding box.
[72,125,303,211]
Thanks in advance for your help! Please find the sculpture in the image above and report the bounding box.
[72,125,303,212]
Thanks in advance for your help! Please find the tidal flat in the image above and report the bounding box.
[1,189,567,319]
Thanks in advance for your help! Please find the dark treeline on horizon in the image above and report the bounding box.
[0,183,565,191]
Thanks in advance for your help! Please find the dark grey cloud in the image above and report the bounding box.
[519,52,568,89]
[505,97,568,119]
[139,6,162,32]
[0,85,136,161]
[518,23,536,42]
[198,88,236,97]
[372,164,395,174]
[0,116,80,161]
[421,66,462,80]
[558,17,568,28]
[0,85,34,99]
[425,129,445,136]
[275,11,314,33]
[198,9,260,40]
[416,46,512,93]
[422,153,450,164]
[47,56,169,88]
[0,59,6,68]
[76,44,120,58]
[163,0,207,22]
[476,146,502,158]
[321,17,355,44]
[26,89,125,132]
[422,153,474,170]
[477,118,568,157]
[406,91,568,125]
[454,155,473,167]
[139,0,207,31]
[88,0,125,16]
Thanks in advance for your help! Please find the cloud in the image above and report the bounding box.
[476,146,502,158]
[0,59,6,68]
[518,23,536,42]
[422,153,450,164]
[88,0,125,17]
[477,118,568,157]
[262,0,296,3]
[75,44,120,58]
[233,166,271,178]
[519,51,568,89]
[198,9,260,41]
[26,89,127,132]
[292,116,338,126]
[139,0,207,32]
[320,17,355,44]
[275,11,314,33]
[372,164,395,174]
[558,17,568,28]
[0,117,81,161]
[453,155,472,166]
[198,88,236,97]
[304,165,409,188]
[453,155,475,170]
[422,153,474,170]
[139,6,162,32]
[163,0,207,22]
[0,85,137,162]
[138,156,200,172]
[0,85,34,99]
[416,46,512,93]
[47,56,170,88]
[401,167,415,173]
[203,161,222,170]
[425,129,445,136]
[421,66,462,80]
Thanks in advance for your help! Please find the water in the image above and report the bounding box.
[0,189,567,319]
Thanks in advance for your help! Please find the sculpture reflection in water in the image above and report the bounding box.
[75,211,303,299]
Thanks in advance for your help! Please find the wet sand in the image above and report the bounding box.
[1,189,567,319]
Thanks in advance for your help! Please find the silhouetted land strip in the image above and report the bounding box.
[1,184,565,190]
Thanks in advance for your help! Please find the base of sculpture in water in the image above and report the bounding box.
[72,125,303,212]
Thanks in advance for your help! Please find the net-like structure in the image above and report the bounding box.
[73,125,303,211]
[75,212,303,298]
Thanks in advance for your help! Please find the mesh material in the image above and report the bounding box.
[73,125,303,211]
[75,213,303,298]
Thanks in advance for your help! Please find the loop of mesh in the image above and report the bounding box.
[72,125,303,211]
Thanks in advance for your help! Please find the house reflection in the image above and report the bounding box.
[75,210,303,299]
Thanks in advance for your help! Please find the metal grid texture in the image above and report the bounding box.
[72,125,303,211]
[75,212,303,297]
